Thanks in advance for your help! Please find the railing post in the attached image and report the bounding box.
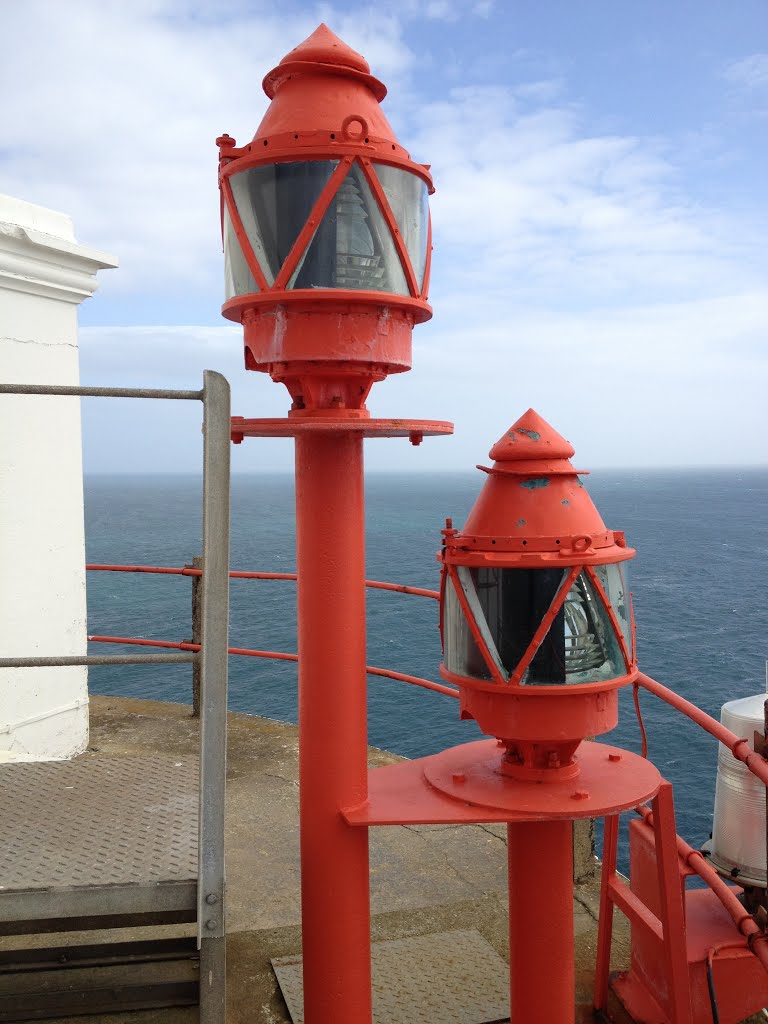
[197,370,231,1023]
[594,813,619,1012]
[187,555,203,718]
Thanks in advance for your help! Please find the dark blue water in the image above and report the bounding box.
[85,469,768,855]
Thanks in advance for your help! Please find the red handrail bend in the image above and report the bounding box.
[593,681,768,1024]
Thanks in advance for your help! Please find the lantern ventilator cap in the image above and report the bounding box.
[486,409,581,473]
[451,408,633,564]
[263,23,387,101]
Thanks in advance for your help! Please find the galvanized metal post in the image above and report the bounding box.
[197,370,231,1022]
[188,555,203,718]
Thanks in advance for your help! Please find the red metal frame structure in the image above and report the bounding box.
[214,25,451,1024]
[86,559,768,1021]
[406,409,658,1023]
[77,25,768,1023]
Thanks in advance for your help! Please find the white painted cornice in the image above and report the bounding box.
[0,201,117,305]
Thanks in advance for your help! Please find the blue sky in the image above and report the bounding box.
[1,0,766,471]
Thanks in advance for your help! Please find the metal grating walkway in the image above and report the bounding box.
[0,755,198,924]
[272,928,510,1024]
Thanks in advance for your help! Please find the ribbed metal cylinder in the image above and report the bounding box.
[710,693,767,887]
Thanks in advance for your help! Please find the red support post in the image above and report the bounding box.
[508,819,574,1023]
[594,813,620,1012]
[651,783,693,1024]
[294,430,372,1024]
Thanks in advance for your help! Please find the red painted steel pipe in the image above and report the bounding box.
[507,819,574,1023]
[637,673,768,786]
[86,563,439,599]
[87,635,459,699]
[636,804,768,975]
[294,431,372,1023]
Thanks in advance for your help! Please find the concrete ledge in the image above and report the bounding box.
[0,695,633,1022]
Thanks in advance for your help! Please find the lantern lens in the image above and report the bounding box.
[372,163,430,290]
[227,160,340,290]
[444,565,629,685]
[287,164,408,294]
[223,203,259,300]
[592,562,632,655]
[224,160,428,297]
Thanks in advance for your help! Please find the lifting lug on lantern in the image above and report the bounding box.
[438,408,638,773]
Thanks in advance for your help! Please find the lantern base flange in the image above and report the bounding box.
[231,416,453,443]
[343,739,661,827]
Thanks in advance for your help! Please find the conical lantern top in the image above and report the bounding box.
[488,409,575,465]
[450,410,632,566]
[263,24,385,100]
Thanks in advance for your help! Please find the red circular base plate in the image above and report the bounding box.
[423,739,661,820]
[231,416,453,441]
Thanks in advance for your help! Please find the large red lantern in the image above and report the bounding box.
[217,23,433,414]
[218,26,451,1024]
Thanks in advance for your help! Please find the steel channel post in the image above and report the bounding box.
[294,430,372,1024]
[507,819,575,1023]
[198,371,231,1022]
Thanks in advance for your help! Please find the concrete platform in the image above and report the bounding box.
[3,695,759,1024]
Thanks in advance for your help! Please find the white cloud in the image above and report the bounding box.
[723,53,768,92]
[401,85,762,308]
[3,2,765,470]
[425,1,459,21]
[77,286,768,472]
[0,1,416,295]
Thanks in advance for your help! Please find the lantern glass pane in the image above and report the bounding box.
[592,563,632,657]
[229,161,339,285]
[372,163,430,290]
[443,567,627,685]
[223,203,258,300]
[443,572,495,682]
[288,163,409,294]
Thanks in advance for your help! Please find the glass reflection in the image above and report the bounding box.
[443,566,628,685]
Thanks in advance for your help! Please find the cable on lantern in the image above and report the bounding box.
[633,680,649,758]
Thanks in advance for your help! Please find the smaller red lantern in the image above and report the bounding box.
[439,409,636,776]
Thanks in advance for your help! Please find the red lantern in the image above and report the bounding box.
[439,408,637,773]
[217,23,433,414]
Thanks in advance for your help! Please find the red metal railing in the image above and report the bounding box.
[85,563,452,699]
[86,563,440,600]
[636,672,768,786]
[86,562,768,994]
[86,633,459,700]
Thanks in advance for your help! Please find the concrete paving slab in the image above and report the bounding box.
[6,696,760,1023]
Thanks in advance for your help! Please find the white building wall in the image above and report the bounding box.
[0,195,117,761]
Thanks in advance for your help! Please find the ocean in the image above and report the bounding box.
[85,468,768,858]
